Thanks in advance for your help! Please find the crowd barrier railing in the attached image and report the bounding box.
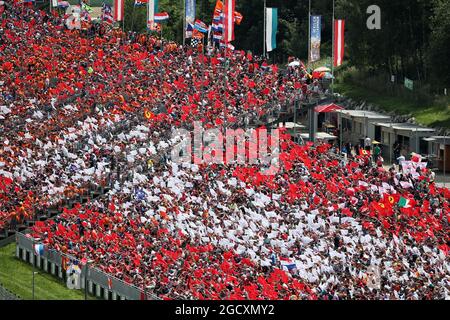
[15,232,161,300]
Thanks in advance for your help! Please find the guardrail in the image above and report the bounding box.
[15,232,161,300]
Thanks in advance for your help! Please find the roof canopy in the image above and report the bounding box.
[315,103,344,113]
[336,109,391,120]
[375,122,435,132]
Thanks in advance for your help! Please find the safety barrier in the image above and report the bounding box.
[15,232,161,300]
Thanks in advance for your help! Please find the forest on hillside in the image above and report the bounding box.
[120,0,450,91]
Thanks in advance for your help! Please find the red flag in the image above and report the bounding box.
[333,20,345,67]
[223,0,235,43]
[113,0,124,22]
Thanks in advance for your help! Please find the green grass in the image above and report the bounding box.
[334,81,450,128]
[0,243,96,300]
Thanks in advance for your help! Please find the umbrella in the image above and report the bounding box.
[288,61,300,67]
[314,66,331,72]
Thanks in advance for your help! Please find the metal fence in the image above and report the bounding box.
[15,232,161,300]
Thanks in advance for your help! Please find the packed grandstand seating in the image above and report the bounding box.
[0,1,449,300]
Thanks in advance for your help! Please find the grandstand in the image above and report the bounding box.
[0,0,449,301]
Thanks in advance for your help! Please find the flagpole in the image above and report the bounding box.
[307,0,311,66]
[32,237,35,300]
[444,134,447,188]
[182,0,186,46]
[122,10,125,34]
[263,0,266,58]
[131,3,136,32]
[331,0,335,95]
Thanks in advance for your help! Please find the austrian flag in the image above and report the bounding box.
[113,0,124,22]
[334,19,345,67]
[223,0,235,43]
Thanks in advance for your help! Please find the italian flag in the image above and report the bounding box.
[265,7,278,52]
[398,197,415,208]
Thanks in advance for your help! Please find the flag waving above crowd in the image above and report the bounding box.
[113,0,124,22]
[223,0,235,43]
[147,0,159,30]
[265,7,278,52]
[0,0,449,304]
[333,19,345,67]
[185,0,196,39]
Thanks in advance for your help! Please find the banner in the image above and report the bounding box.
[185,0,196,38]
[333,19,345,67]
[404,77,414,91]
[34,243,44,256]
[147,0,159,29]
[154,12,169,23]
[113,0,124,22]
[310,15,321,62]
[194,19,208,33]
[223,0,235,43]
[66,262,82,290]
[265,8,278,52]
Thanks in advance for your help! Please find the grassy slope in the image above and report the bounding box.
[0,243,96,300]
[334,82,450,129]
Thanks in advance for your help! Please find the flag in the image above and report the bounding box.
[359,149,371,156]
[185,0,196,38]
[265,8,278,52]
[280,259,297,272]
[102,2,112,14]
[34,243,44,256]
[310,15,321,62]
[53,0,68,8]
[214,0,223,15]
[223,0,235,43]
[191,38,201,48]
[101,4,114,24]
[144,109,153,119]
[213,14,224,23]
[134,0,148,6]
[334,19,345,67]
[154,12,169,23]
[211,22,224,32]
[81,1,93,13]
[193,29,204,39]
[147,0,159,29]
[234,11,243,25]
[113,0,124,22]
[399,181,413,189]
[385,194,399,206]
[219,42,235,51]
[194,19,208,33]
[80,9,91,22]
[398,197,415,208]
[213,32,222,42]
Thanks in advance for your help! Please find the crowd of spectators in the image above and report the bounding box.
[0,1,448,300]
